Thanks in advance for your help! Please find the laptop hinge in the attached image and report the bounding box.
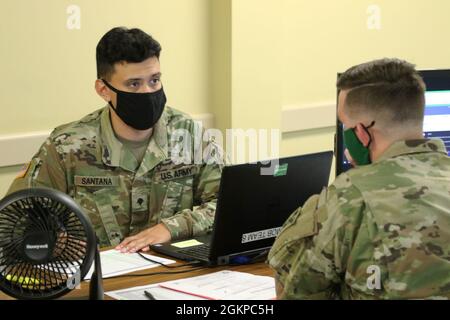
[217,246,271,265]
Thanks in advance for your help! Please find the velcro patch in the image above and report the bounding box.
[155,165,198,182]
[74,175,119,187]
[155,159,175,171]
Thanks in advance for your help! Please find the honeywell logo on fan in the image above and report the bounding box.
[26,244,49,250]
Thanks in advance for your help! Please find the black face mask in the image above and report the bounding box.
[102,79,167,130]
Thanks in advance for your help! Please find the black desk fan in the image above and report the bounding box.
[0,188,103,300]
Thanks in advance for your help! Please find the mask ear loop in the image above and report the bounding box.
[101,79,119,111]
[362,120,376,147]
[101,79,119,93]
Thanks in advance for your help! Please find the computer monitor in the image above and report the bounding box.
[335,69,450,176]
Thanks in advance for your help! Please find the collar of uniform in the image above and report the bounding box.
[134,108,169,178]
[374,139,447,163]
[100,106,136,172]
[99,106,169,175]
[99,106,119,167]
[150,107,169,155]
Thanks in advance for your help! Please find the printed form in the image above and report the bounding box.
[107,284,207,300]
[159,270,276,300]
[85,249,176,280]
[106,270,275,300]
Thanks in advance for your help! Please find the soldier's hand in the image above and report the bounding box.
[115,223,171,253]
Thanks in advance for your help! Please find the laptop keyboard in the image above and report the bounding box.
[177,244,211,260]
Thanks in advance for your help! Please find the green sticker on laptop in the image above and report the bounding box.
[274,163,288,177]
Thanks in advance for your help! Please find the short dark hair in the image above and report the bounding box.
[337,58,426,125]
[96,27,161,80]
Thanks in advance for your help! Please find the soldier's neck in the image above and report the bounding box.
[370,130,424,162]
[109,109,153,142]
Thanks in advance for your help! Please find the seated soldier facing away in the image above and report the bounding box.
[268,58,450,299]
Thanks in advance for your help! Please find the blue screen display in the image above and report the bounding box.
[423,91,450,156]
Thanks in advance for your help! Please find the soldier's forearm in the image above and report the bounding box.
[161,200,217,240]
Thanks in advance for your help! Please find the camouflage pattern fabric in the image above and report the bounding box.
[268,139,450,299]
[8,106,224,248]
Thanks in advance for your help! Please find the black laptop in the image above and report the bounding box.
[150,151,333,265]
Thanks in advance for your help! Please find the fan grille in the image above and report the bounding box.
[0,190,94,299]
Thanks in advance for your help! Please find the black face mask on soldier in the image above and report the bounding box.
[102,79,167,130]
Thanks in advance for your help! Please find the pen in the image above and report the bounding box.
[144,290,157,300]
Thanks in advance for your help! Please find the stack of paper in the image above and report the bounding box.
[107,284,207,300]
[85,249,176,280]
[106,270,276,300]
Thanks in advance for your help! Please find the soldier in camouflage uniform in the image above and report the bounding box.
[268,58,450,299]
[7,27,223,251]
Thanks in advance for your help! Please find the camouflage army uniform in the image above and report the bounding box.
[8,106,223,248]
[268,139,450,299]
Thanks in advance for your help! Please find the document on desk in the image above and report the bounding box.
[84,250,176,280]
[159,270,276,300]
[106,283,207,300]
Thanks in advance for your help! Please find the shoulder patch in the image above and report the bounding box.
[274,194,321,245]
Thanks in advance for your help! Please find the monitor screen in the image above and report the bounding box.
[335,69,450,176]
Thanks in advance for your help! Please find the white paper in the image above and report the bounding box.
[159,270,276,300]
[85,250,176,280]
[106,283,206,300]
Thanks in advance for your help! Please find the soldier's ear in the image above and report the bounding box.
[354,123,371,147]
[95,79,111,102]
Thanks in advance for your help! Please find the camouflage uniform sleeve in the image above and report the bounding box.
[7,137,67,195]
[268,175,365,299]
[161,137,224,240]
